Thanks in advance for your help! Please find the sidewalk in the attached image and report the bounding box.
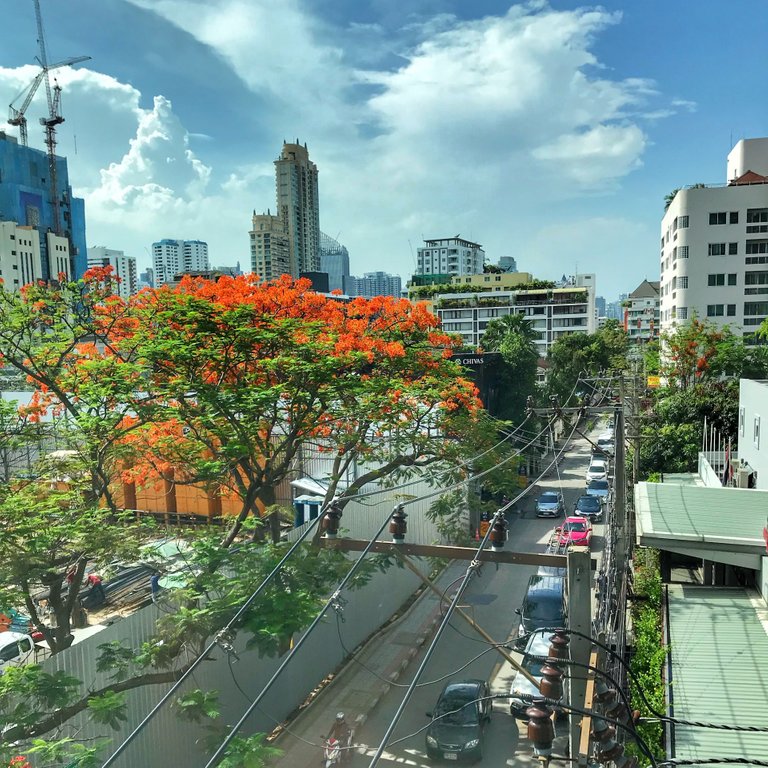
[271,561,468,767]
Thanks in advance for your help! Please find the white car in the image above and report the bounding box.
[0,631,36,672]
[585,459,608,483]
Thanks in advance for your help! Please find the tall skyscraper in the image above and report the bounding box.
[275,141,320,276]
[498,256,518,272]
[138,267,155,290]
[319,232,350,292]
[152,239,209,286]
[250,210,290,282]
[87,246,138,298]
[0,131,87,279]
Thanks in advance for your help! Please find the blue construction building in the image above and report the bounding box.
[0,131,87,280]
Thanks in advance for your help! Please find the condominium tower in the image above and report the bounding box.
[275,141,320,276]
[87,246,138,298]
[660,138,768,339]
[152,239,209,286]
[416,237,485,277]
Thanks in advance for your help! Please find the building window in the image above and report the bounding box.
[746,256,768,265]
[708,243,726,256]
[754,415,761,450]
[747,208,768,224]
[730,212,739,224]
[675,215,689,229]
[727,304,736,316]
[739,407,745,436]
[728,273,737,285]
[728,242,738,255]
[709,212,727,225]
[678,276,688,288]
[706,304,724,316]
[746,240,768,254]
[678,306,688,320]
[707,274,725,286]
[745,301,768,316]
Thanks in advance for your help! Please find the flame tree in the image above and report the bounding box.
[122,274,482,544]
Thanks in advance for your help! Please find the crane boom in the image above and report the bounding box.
[7,56,90,147]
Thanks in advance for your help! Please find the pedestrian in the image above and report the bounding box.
[150,571,162,602]
[87,573,107,604]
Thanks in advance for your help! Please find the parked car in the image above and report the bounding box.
[573,494,603,521]
[535,491,565,518]
[585,459,608,483]
[509,630,552,718]
[585,478,610,504]
[425,679,491,763]
[516,575,567,640]
[555,516,592,549]
[595,434,614,456]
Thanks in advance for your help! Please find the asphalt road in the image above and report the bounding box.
[351,421,610,767]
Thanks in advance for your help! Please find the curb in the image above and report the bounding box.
[354,610,441,729]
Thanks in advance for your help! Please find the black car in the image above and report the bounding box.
[574,494,603,521]
[425,679,491,763]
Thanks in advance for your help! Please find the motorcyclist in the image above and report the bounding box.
[326,712,352,762]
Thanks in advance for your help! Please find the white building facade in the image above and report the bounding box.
[0,221,43,289]
[87,247,138,298]
[660,138,768,339]
[434,278,596,357]
[152,239,209,287]
[626,280,660,342]
[416,237,485,277]
[737,379,767,491]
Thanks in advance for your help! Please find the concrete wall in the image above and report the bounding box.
[739,379,768,490]
[37,554,429,767]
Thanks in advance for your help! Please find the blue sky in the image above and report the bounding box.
[1,0,765,299]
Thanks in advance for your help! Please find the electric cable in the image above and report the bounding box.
[202,504,398,768]
[334,610,503,689]
[535,626,768,734]
[100,506,331,767]
[364,506,499,767]
[106,381,585,766]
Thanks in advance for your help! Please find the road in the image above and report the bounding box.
[273,418,611,767]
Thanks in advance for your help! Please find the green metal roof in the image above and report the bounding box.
[636,482,767,546]
[667,585,768,760]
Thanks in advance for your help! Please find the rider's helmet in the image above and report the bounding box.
[336,712,345,722]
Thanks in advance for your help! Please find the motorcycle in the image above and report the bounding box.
[322,730,353,766]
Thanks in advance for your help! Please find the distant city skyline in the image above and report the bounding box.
[1,1,765,297]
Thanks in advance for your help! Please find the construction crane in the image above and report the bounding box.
[8,55,90,147]
[13,0,90,237]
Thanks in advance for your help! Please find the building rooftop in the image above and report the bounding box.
[629,279,660,299]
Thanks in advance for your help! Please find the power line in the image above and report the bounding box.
[202,504,399,767]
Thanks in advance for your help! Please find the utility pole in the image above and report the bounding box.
[613,406,627,571]
[567,546,593,761]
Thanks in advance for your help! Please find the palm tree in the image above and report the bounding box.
[664,188,681,211]
[481,312,537,352]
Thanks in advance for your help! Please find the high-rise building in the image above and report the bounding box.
[152,238,209,286]
[0,131,87,279]
[349,271,402,298]
[275,141,320,276]
[250,211,290,282]
[416,237,485,277]
[319,232,350,293]
[595,296,606,318]
[660,138,768,339]
[87,247,137,298]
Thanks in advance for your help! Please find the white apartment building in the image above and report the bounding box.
[737,379,767,490]
[47,233,71,282]
[87,247,138,298]
[249,211,290,282]
[626,280,660,342]
[349,271,402,298]
[416,237,485,277]
[660,138,768,339]
[152,239,209,286]
[434,277,596,357]
[0,221,43,289]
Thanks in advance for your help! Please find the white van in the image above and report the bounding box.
[0,632,37,673]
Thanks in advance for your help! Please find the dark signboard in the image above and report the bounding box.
[450,351,504,417]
